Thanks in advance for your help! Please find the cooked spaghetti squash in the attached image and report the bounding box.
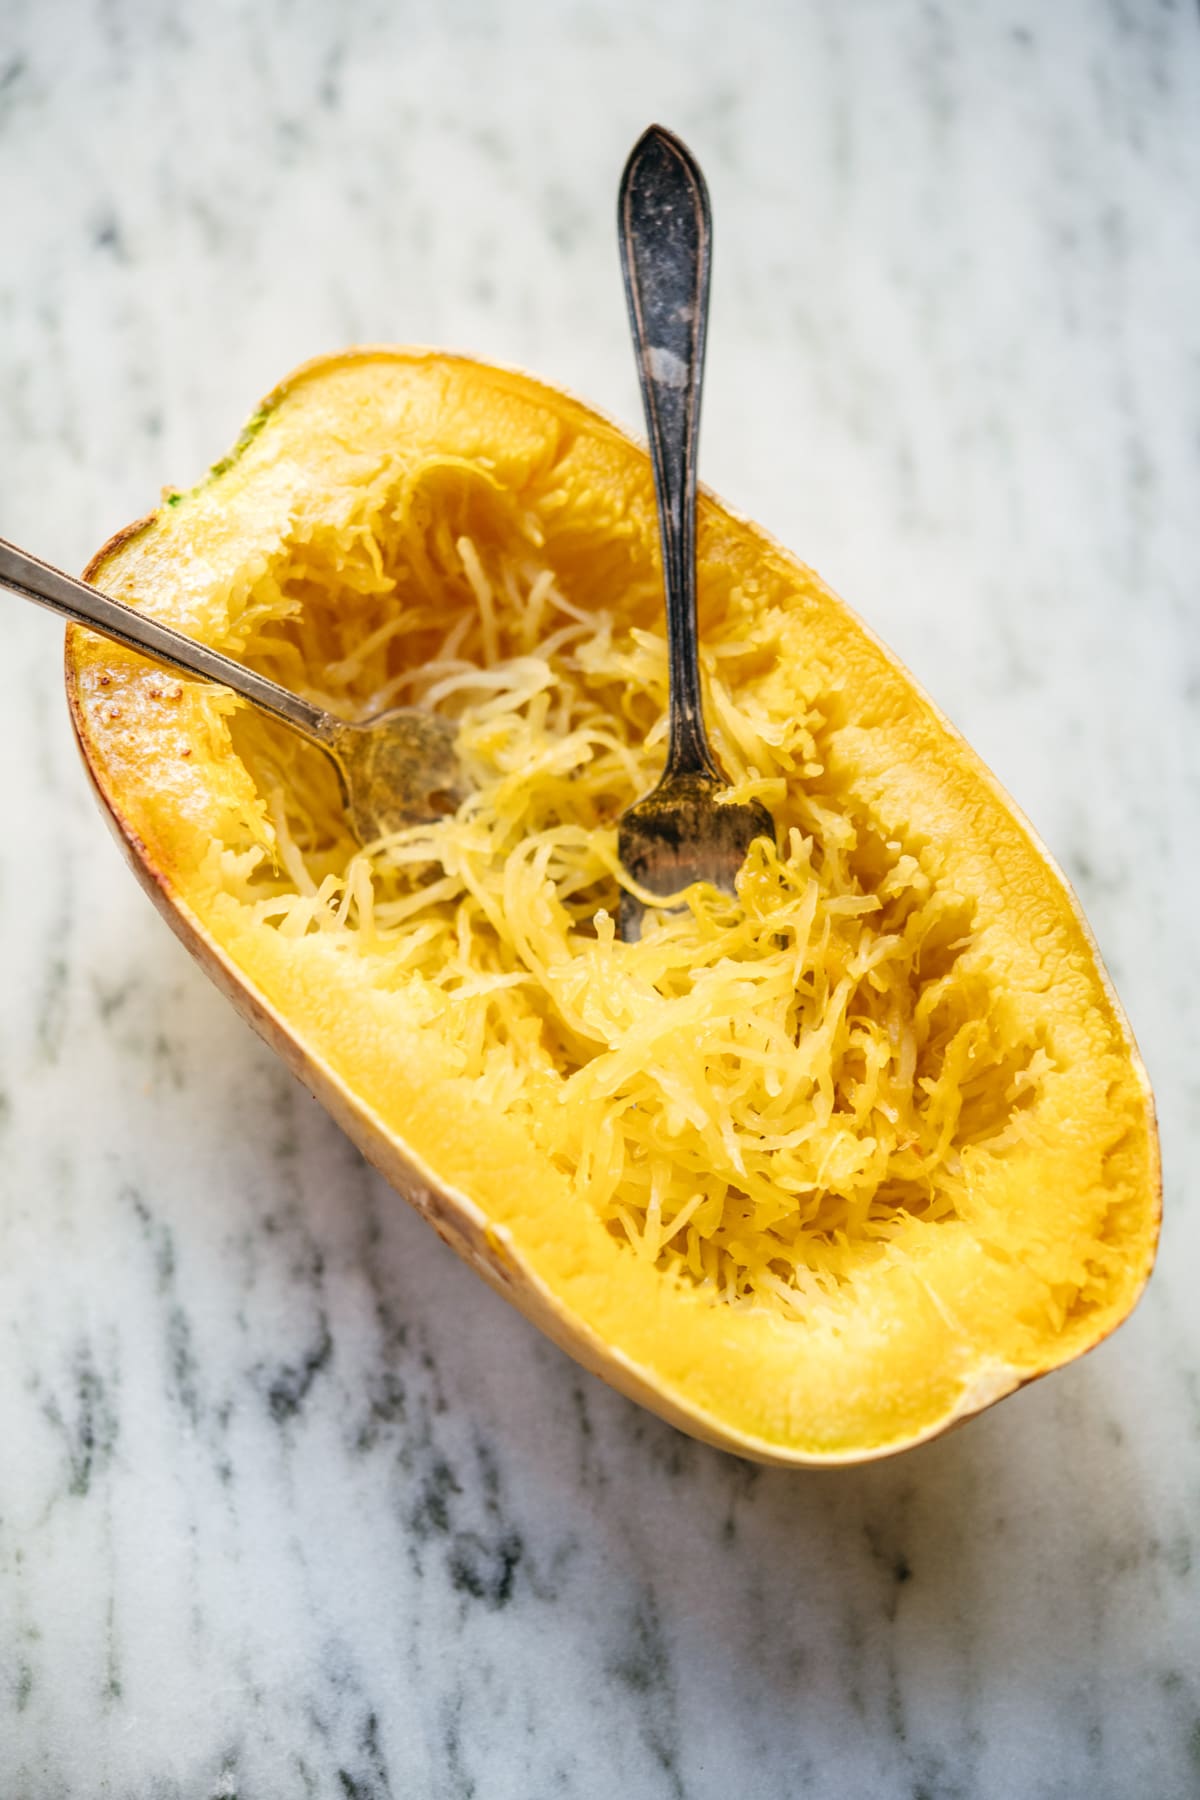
[65,350,1160,1464]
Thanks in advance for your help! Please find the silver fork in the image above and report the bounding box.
[0,535,465,843]
[615,125,774,941]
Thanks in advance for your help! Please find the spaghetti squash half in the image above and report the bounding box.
[64,350,1160,1464]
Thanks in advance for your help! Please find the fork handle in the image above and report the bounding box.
[0,534,338,747]
[618,125,720,782]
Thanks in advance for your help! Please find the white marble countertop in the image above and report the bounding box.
[1,2,1197,1794]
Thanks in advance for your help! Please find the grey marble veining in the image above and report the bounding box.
[1,1,1198,1795]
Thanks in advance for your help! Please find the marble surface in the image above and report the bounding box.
[1,1,1198,1794]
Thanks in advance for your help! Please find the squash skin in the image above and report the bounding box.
[64,348,1161,1467]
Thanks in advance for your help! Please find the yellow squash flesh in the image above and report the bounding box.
[64,349,1160,1466]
